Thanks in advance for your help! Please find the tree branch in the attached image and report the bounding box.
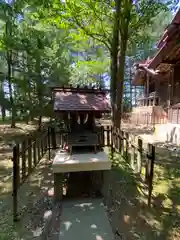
[72,14,111,51]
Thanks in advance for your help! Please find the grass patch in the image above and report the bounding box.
[104,151,180,240]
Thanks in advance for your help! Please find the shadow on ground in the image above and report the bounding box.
[102,153,180,240]
[0,152,56,240]
[59,199,114,240]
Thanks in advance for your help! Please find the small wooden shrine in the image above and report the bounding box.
[52,87,111,199]
[51,85,111,199]
[52,85,111,153]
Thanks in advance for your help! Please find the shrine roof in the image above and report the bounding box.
[148,9,180,69]
[132,10,180,86]
[53,87,111,112]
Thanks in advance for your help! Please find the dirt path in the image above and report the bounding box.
[0,120,58,240]
[0,121,49,197]
[0,151,62,240]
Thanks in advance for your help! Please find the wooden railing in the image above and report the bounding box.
[12,124,155,221]
[128,112,167,125]
[168,108,180,124]
[109,127,155,207]
[136,96,160,107]
[12,126,51,221]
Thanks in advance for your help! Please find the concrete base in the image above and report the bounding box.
[52,151,111,201]
[59,199,114,240]
[52,151,111,173]
[54,170,106,201]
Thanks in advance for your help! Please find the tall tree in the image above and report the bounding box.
[0,0,172,129]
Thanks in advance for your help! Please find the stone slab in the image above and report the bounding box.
[59,199,114,240]
[52,151,111,173]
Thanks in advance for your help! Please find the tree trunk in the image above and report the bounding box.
[115,42,127,129]
[7,51,16,128]
[35,38,43,131]
[5,16,16,128]
[0,80,6,121]
[27,54,34,122]
[114,0,132,129]
[1,107,6,122]
[110,0,121,126]
[38,115,42,131]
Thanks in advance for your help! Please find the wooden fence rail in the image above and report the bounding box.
[12,127,51,221]
[128,112,167,126]
[12,124,155,221]
[12,124,69,221]
[110,127,155,207]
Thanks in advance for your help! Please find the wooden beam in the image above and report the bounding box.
[162,59,177,64]
[162,58,180,65]
[51,87,110,93]
[54,109,111,113]
[148,39,178,69]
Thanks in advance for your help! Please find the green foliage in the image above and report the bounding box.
[0,0,75,125]
[0,0,174,127]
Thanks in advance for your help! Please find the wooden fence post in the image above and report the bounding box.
[28,139,32,175]
[116,128,120,151]
[125,132,129,160]
[60,131,63,147]
[45,129,48,150]
[51,126,57,149]
[45,129,48,149]
[120,131,124,156]
[131,144,135,170]
[41,132,43,157]
[13,144,20,222]
[148,144,155,207]
[107,126,110,147]
[118,129,121,153]
[123,131,126,157]
[37,137,41,161]
[145,145,149,183]
[101,126,105,148]
[110,126,114,157]
[137,138,143,174]
[21,140,27,181]
[48,127,51,160]
[33,140,37,166]
[114,127,116,150]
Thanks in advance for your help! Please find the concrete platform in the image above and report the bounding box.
[59,199,114,240]
[52,151,111,173]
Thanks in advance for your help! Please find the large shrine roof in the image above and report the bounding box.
[132,10,180,86]
[148,9,180,69]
